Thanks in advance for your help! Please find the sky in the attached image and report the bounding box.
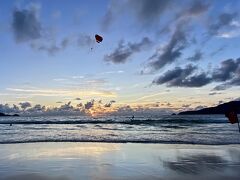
[0,0,239,116]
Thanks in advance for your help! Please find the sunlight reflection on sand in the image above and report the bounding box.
[0,143,240,180]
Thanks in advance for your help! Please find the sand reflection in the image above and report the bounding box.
[3,143,120,160]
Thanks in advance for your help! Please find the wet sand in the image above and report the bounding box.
[0,143,239,180]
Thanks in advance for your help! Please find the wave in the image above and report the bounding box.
[0,139,238,145]
[0,118,228,125]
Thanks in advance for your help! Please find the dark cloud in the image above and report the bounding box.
[128,0,172,26]
[174,0,210,24]
[101,0,120,31]
[194,105,208,110]
[209,92,222,96]
[0,101,174,116]
[104,100,116,108]
[181,73,212,87]
[84,100,94,110]
[187,50,203,62]
[12,6,42,42]
[182,104,191,108]
[153,58,240,89]
[212,84,230,91]
[30,37,71,55]
[145,22,188,72]
[153,64,211,87]
[102,9,113,31]
[19,102,32,110]
[57,101,73,111]
[212,59,239,82]
[153,64,195,85]
[209,12,238,36]
[104,37,152,64]
[0,104,20,114]
[101,0,173,31]
[182,0,210,17]
[12,4,93,55]
[77,103,83,107]
[27,104,46,113]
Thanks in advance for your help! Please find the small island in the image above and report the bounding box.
[0,112,19,117]
[178,101,240,115]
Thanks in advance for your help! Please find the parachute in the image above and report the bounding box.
[95,34,103,43]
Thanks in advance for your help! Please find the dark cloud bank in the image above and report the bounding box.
[0,100,174,116]
[152,58,240,89]
[12,6,42,42]
[11,5,94,55]
[104,37,153,64]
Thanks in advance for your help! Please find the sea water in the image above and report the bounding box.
[0,115,239,144]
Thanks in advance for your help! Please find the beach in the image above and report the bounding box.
[0,143,240,180]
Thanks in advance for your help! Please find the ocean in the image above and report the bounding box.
[0,115,239,145]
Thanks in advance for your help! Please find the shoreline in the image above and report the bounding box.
[1,142,240,180]
[0,140,240,145]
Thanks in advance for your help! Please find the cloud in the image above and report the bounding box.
[104,100,116,108]
[27,104,46,113]
[209,92,222,96]
[187,50,203,62]
[153,64,212,87]
[180,0,210,17]
[143,22,188,73]
[181,104,191,108]
[31,42,62,55]
[77,103,83,107]
[181,73,212,87]
[30,34,95,55]
[108,105,173,116]
[217,29,240,38]
[84,100,95,110]
[104,37,152,64]
[128,0,172,26]
[194,105,208,110]
[0,101,174,116]
[58,101,73,111]
[102,0,173,30]
[19,102,32,109]
[212,58,239,82]
[153,57,240,89]
[209,12,238,36]
[0,104,20,114]
[12,5,42,42]
[212,84,230,91]
[101,0,120,31]
[6,87,116,98]
[56,101,63,104]
[11,3,94,55]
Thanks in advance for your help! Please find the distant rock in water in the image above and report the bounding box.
[171,113,176,115]
[0,112,19,117]
[179,101,240,115]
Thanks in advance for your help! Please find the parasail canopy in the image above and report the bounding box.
[95,34,103,43]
